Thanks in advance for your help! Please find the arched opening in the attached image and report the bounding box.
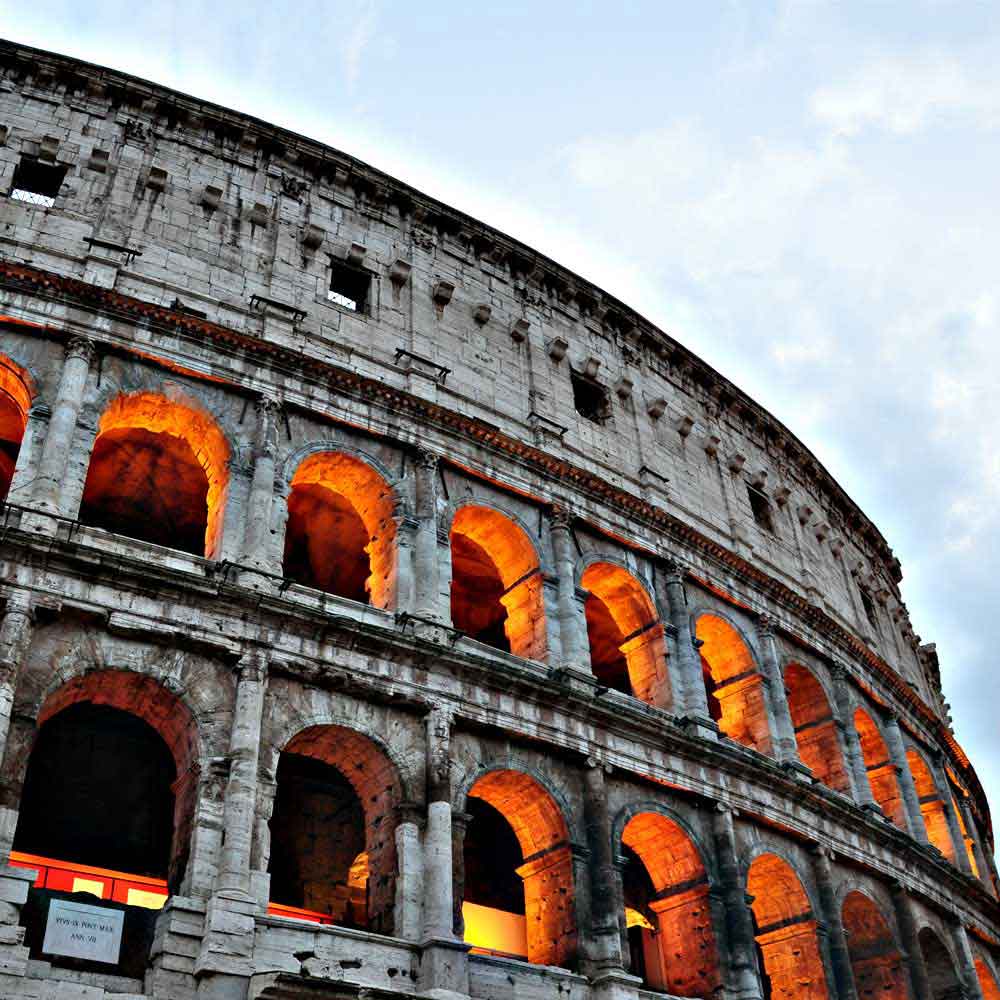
[581,563,669,705]
[696,615,771,754]
[841,891,908,999]
[450,507,546,660]
[785,664,850,793]
[853,709,907,830]
[620,812,720,997]
[79,391,230,557]
[918,927,962,1000]
[267,725,401,934]
[0,354,30,502]
[462,769,576,968]
[949,788,981,877]
[8,672,198,977]
[282,451,397,608]
[976,956,1000,1000]
[905,749,958,862]
[746,853,829,999]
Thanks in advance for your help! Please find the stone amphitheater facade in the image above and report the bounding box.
[0,38,995,1000]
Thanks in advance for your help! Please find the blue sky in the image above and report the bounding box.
[4,1,1000,823]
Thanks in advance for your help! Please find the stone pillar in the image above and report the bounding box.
[32,336,94,514]
[549,506,590,678]
[930,754,974,876]
[217,650,268,895]
[395,801,424,943]
[658,558,717,740]
[240,397,280,575]
[830,662,876,809]
[0,590,32,783]
[413,450,444,620]
[811,846,858,1000]
[948,915,985,1000]
[420,703,469,997]
[712,805,765,1000]
[583,759,626,975]
[755,615,806,771]
[889,881,931,1000]
[956,796,991,889]
[882,715,928,844]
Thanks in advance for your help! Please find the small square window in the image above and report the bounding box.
[9,157,67,208]
[747,485,776,534]
[327,260,371,313]
[859,587,879,630]
[571,370,611,424]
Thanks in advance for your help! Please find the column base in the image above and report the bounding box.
[781,759,815,780]
[549,664,598,697]
[679,713,720,741]
[418,936,471,999]
[590,968,643,1000]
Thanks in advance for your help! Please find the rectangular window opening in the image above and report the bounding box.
[747,485,776,534]
[327,260,371,314]
[571,370,611,424]
[859,587,879,630]
[9,158,67,208]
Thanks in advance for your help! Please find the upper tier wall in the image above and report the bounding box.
[0,40,934,706]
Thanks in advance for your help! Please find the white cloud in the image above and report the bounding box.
[341,1,377,91]
[811,50,1000,135]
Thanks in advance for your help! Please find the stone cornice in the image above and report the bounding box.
[0,258,989,843]
[0,38,901,584]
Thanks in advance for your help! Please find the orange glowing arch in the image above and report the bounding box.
[0,353,32,501]
[841,891,908,1000]
[854,709,907,830]
[785,663,850,793]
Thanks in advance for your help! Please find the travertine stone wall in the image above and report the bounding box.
[0,39,994,1000]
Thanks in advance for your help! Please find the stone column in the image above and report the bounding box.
[810,846,858,1000]
[948,915,985,1000]
[394,801,424,942]
[932,756,975,877]
[889,881,931,1000]
[712,805,765,1000]
[882,715,927,844]
[755,615,805,770]
[829,662,876,809]
[0,590,32,779]
[956,796,991,889]
[583,759,626,975]
[658,558,716,739]
[420,703,469,996]
[240,397,280,575]
[413,450,444,620]
[32,336,94,514]
[549,506,590,677]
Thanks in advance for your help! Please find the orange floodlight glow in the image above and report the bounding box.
[462,901,528,958]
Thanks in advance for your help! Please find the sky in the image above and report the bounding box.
[3,1,999,823]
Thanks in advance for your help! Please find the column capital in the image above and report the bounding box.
[660,555,687,584]
[549,504,574,530]
[65,335,96,364]
[414,447,439,471]
[235,649,268,685]
[756,612,778,638]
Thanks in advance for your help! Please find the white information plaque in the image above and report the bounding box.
[42,899,123,964]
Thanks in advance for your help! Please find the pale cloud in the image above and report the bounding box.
[341,1,377,91]
[811,50,1000,135]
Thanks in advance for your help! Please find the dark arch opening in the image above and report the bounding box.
[463,796,525,918]
[450,532,510,651]
[919,927,962,1000]
[80,427,209,555]
[267,751,369,927]
[13,703,176,877]
[585,593,630,694]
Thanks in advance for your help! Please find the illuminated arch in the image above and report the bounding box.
[450,505,547,660]
[462,768,576,968]
[15,670,199,892]
[785,663,850,793]
[976,955,1000,1000]
[696,613,771,754]
[80,390,230,557]
[620,811,720,996]
[746,853,829,1000]
[283,450,398,608]
[905,749,958,863]
[918,926,962,1000]
[268,724,403,934]
[947,781,982,877]
[841,891,908,999]
[0,352,32,501]
[581,562,668,705]
[854,709,907,830]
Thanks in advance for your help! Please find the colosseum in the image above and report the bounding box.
[0,37,994,1000]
